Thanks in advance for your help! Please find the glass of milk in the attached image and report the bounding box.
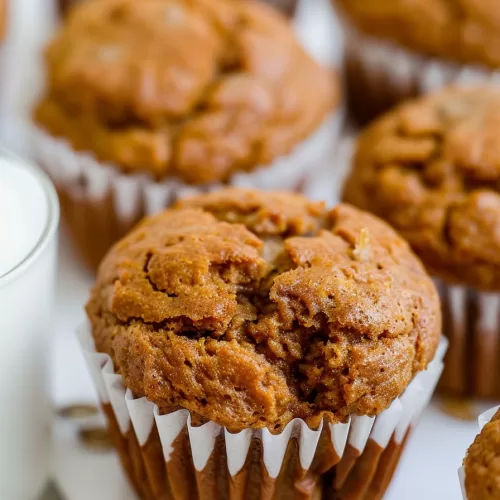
[0,149,59,499]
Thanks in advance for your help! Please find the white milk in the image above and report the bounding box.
[0,150,59,500]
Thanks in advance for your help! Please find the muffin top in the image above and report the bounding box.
[335,0,500,68]
[464,408,500,500]
[86,188,441,432]
[35,0,337,184]
[344,86,500,291]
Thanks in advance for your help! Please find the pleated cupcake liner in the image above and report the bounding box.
[78,322,446,500]
[458,405,500,499]
[31,110,342,271]
[339,17,500,123]
[436,281,500,399]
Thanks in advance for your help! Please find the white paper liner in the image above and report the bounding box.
[77,322,446,480]
[31,110,343,217]
[342,20,500,97]
[438,280,500,397]
[458,405,500,499]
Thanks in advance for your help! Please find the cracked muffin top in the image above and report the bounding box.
[35,0,337,185]
[334,0,500,68]
[344,86,500,291]
[464,408,500,500]
[86,188,441,432]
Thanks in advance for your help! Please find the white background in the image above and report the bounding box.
[2,0,490,499]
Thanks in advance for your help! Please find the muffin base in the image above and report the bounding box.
[458,406,500,500]
[341,19,500,124]
[32,111,342,271]
[438,282,500,400]
[78,323,446,500]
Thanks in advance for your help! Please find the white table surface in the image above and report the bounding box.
[2,0,490,499]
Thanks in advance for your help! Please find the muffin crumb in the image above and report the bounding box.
[352,227,371,262]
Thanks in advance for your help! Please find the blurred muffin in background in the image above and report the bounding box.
[59,0,298,18]
[344,85,500,400]
[333,0,500,123]
[258,0,298,18]
[35,0,340,271]
[58,0,74,17]
[0,1,6,40]
[82,187,444,500]
[462,406,500,500]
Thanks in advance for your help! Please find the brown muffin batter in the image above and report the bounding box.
[464,408,500,500]
[87,188,441,432]
[344,86,500,291]
[334,0,500,68]
[36,0,337,184]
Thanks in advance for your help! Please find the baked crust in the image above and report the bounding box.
[344,86,500,291]
[87,188,441,431]
[464,408,500,500]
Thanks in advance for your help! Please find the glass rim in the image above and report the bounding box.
[0,148,59,287]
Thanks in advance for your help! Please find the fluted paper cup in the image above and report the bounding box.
[340,18,500,123]
[436,281,500,399]
[458,405,500,499]
[31,111,342,271]
[77,322,446,500]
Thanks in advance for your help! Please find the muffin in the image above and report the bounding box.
[80,188,444,500]
[34,0,340,271]
[343,85,500,399]
[0,0,6,41]
[333,0,500,123]
[1,1,5,35]
[59,0,299,19]
[461,406,500,500]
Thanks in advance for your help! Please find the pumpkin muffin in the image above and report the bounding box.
[344,85,500,399]
[34,0,340,271]
[83,188,444,500]
[333,0,500,123]
[463,407,500,500]
[0,1,5,40]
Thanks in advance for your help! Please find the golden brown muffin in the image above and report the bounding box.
[86,188,441,432]
[464,408,500,500]
[344,85,500,399]
[335,0,500,69]
[344,86,500,292]
[0,0,6,41]
[37,0,337,185]
[334,0,500,124]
